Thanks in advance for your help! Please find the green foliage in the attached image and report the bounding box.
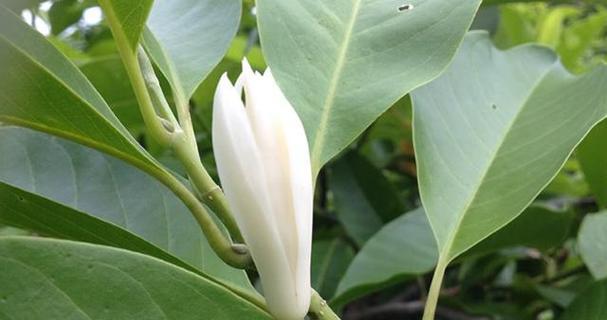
[312,238,355,299]
[561,279,607,319]
[334,209,437,306]
[578,212,607,280]
[578,121,607,208]
[0,127,255,294]
[0,237,271,319]
[144,0,241,100]
[413,31,607,263]
[0,6,160,173]
[1,0,607,318]
[257,0,482,176]
[329,151,404,246]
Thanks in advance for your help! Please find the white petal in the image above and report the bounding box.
[264,69,314,312]
[248,68,313,313]
[212,74,301,320]
[242,62,299,275]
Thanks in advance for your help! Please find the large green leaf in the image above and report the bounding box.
[0,180,194,273]
[144,0,241,99]
[0,127,255,296]
[578,211,607,280]
[578,120,607,208]
[0,5,160,175]
[561,279,607,320]
[412,31,607,264]
[0,237,271,319]
[257,0,482,176]
[334,205,577,306]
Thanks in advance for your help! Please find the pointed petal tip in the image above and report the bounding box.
[218,72,233,87]
[241,57,254,75]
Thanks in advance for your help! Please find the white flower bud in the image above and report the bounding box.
[212,59,313,320]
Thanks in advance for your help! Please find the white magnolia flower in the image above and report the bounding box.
[212,59,313,320]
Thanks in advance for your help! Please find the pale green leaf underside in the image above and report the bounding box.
[257,0,482,175]
[144,0,241,99]
[0,237,271,319]
[0,127,256,295]
[578,211,607,280]
[412,31,607,261]
[0,6,161,175]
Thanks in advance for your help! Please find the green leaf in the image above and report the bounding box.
[0,237,271,319]
[0,6,161,175]
[411,31,607,263]
[334,205,577,306]
[561,279,607,320]
[256,0,482,176]
[144,0,242,99]
[333,208,437,306]
[48,0,89,35]
[0,180,194,273]
[97,0,153,51]
[557,9,607,73]
[578,120,607,208]
[0,127,256,296]
[578,211,607,280]
[329,151,404,246]
[311,238,355,299]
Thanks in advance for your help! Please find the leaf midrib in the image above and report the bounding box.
[311,0,362,172]
[435,58,558,262]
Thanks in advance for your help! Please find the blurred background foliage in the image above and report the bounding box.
[1,0,606,319]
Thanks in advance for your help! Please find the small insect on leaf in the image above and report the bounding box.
[398,3,414,12]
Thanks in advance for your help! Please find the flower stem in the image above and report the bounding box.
[309,290,341,320]
[99,0,249,268]
[136,34,244,244]
[422,258,448,320]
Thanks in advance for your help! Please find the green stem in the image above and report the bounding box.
[137,47,244,243]
[309,290,341,320]
[422,258,448,320]
[172,136,244,243]
[98,0,249,268]
[137,47,178,125]
[159,171,252,268]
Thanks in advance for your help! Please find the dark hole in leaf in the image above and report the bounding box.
[492,104,497,110]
